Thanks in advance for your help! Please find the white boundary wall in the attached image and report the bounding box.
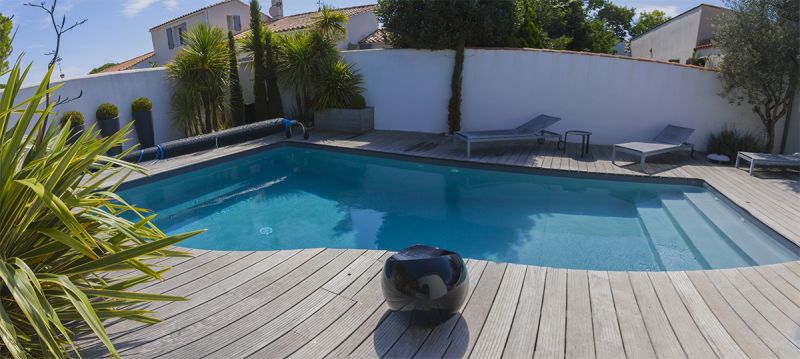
[13,68,182,150]
[343,48,779,150]
[12,48,792,152]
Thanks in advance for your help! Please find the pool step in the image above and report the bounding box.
[683,191,797,264]
[659,194,754,269]
[634,200,706,270]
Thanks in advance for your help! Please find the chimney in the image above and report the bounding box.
[269,0,283,19]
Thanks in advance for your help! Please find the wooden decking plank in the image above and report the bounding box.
[703,269,800,356]
[289,270,387,358]
[647,271,716,358]
[565,269,595,358]
[159,249,363,358]
[158,250,275,298]
[350,310,410,358]
[587,271,625,359]
[412,260,489,359]
[534,267,567,359]
[323,250,385,294]
[140,250,252,294]
[110,248,333,357]
[771,263,800,292]
[442,261,506,358]
[608,272,656,358]
[684,271,777,358]
[101,249,303,339]
[718,269,800,347]
[470,263,526,358]
[205,288,338,358]
[666,271,746,358]
[626,272,685,358]
[738,267,800,324]
[502,266,546,358]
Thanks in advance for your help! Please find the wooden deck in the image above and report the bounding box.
[85,130,800,358]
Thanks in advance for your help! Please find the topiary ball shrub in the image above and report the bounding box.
[346,94,367,110]
[131,97,153,113]
[96,103,119,121]
[59,111,85,127]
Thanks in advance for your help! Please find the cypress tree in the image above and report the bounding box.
[227,30,245,127]
[249,0,268,121]
[264,29,283,118]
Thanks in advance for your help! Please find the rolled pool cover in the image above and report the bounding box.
[216,118,285,147]
[159,132,217,158]
[120,146,159,163]
[120,118,295,163]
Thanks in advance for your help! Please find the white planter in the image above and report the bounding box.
[314,107,374,134]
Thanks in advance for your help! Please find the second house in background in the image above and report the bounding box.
[104,0,380,73]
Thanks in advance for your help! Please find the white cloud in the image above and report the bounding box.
[123,0,159,17]
[636,5,680,18]
[123,0,182,17]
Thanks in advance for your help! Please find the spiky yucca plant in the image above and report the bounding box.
[0,60,201,358]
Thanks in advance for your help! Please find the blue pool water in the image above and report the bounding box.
[120,146,799,271]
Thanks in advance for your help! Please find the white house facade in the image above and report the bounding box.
[630,4,730,65]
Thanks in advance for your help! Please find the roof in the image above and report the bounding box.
[630,3,731,42]
[359,28,385,44]
[234,4,376,40]
[149,0,242,32]
[100,52,155,73]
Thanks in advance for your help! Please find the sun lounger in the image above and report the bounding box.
[612,125,695,174]
[454,115,561,157]
[735,151,800,176]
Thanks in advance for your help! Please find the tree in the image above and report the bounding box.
[249,0,268,121]
[0,59,199,358]
[167,23,230,136]
[630,10,671,38]
[24,0,86,140]
[88,62,116,74]
[715,0,799,152]
[264,29,283,118]
[592,0,635,40]
[227,31,245,127]
[509,0,543,48]
[376,0,516,133]
[0,13,13,73]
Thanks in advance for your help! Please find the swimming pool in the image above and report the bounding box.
[120,145,799,271]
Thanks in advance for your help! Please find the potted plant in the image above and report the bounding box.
[59,110,84,143]
[132,97,155,148]
[96,103,121,155]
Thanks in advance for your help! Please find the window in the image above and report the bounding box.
[178,22,187,45]
[166,28,174,49]
[227,15,242,31]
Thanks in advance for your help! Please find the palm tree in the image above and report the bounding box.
[167,23,230,136]
[273,7,364,122]
[313,5,348,41]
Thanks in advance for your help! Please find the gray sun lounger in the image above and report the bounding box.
[612,125,695,174]
[454,114,562,157]
[735,151,800,176]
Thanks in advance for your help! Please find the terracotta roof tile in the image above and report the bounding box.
[359,28,384,44]
[235,4,376,40]
[100,52,155,73]
[149,0,236,31]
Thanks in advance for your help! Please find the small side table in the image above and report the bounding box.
[561,130,592,157]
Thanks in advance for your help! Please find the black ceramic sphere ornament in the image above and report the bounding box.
[381,245,468,325]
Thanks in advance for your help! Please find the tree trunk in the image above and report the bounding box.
[447,39,465,135]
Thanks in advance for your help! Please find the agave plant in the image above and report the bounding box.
[167,23,230,136]
[0,60,201,358]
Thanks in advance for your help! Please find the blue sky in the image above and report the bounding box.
[2,0,723,81]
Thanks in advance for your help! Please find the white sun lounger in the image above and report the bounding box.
[612,125,695,174]
[735,151,800,176]
[454,115,562,157]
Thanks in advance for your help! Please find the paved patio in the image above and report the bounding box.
[84,130,800,358]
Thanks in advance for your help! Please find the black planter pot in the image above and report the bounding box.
[97,116,121,156]
[67,125,84,144]
[381,245,468,326]
[133,111,155,148]
[244,103,256,124]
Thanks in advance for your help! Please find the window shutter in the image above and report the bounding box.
[179,23,187,45]
[227,15,233,30]
[166,27,174,49]
[234,15,241,31]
